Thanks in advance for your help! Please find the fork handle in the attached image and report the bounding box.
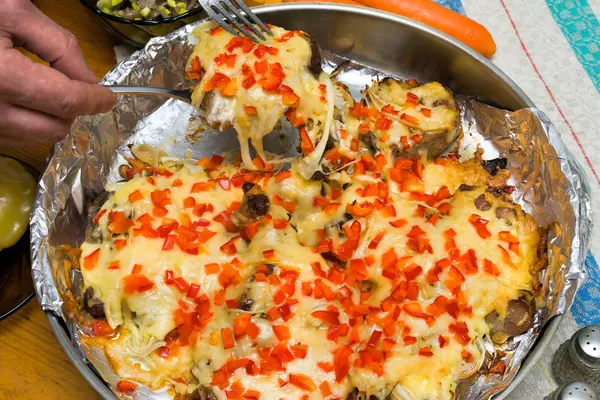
[103,85,192,104]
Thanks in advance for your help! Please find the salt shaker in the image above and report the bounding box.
[552,325,600,392]
[544,382,598,400]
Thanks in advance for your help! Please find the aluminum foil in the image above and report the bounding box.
[30,19,592,400]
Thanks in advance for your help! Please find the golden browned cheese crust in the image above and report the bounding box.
[75,152,542,400]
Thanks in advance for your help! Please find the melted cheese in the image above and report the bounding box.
[189,22,329,171]
[77,24,540,400]
[80,154,539,399]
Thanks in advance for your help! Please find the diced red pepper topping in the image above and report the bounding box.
[299,128,314,155]
[400,113,419,125]
[220,78,238,96]
[368,231,386,249]
[203,72,231,92]
[288,373,316,392]
[128,190,143,202]
[449,321,471,345]
[272,325,291,341]
[406,92,418,105]
[116,380,136,394]
[311,310,340,325]
[263,249,275,259]
[260,74,283,92]
[358,122,371,134]
[226,36,255,53]
[222,327,235,349]
[123,273,155,294]
[497,244,515,267]
[375,116,392,130]
[469,214,491,239]
[367,330,382,347]
[499,230,519,243]
[108,211,134,234]
[319,381,332,397]
[187,55,202,80]
[346,201,374,217]
[191,181,216,193]
[214,53,237,68]
[172,276,189,293]
[382,104,398,115]
[389,219,408,228]
[93,209,107,224]
[419,347,434,357]
[276,31,298,42]
[205,263,220,275]
[446,266,465,292]
[83,249,101,270]
[242,75,256,89]
[273,219,289,230]
[280,84,300,106]
[438,335,449,348]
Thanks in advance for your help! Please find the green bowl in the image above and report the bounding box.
[79,0,206,47]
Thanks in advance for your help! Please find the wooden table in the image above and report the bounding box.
[0,0,119,398]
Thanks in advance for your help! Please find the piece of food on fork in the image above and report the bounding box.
[187,21,333,179]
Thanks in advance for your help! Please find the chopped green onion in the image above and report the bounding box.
[176,2,186,8]
[134,17,142,20]
[102,7,113,14]
[178,7,187,14]
[131,2,140,10]
[167,0,177,8]
[111,0,123,6]
[140,6,151,17]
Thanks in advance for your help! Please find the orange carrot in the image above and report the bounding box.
[285,0,362,5]
[353,0,496,57]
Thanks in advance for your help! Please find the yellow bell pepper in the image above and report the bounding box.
[0,157,36,250]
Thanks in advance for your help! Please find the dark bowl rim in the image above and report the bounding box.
[0,154,39,321]
[79,0,205,26]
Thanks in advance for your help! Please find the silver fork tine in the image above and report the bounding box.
[198,0,239,37]
[209,0,261,42]
[219,0,267,41]
[229,0,274,37]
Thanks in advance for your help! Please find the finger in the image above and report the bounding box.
[0,103,72,147]
[3,2,97,83]
[0,48,117,119]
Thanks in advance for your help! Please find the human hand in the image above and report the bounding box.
[0,0,117,147]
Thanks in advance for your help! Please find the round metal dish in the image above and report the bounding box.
[44,3,563,398]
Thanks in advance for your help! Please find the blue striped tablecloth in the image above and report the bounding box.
[437,0,599,397]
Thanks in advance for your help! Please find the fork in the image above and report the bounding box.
[198,0,274,43]
[103,1,274,101]
[105,86,194,104]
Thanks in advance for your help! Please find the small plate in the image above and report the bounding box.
[0,230,35,320]
[0,157,39,321]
